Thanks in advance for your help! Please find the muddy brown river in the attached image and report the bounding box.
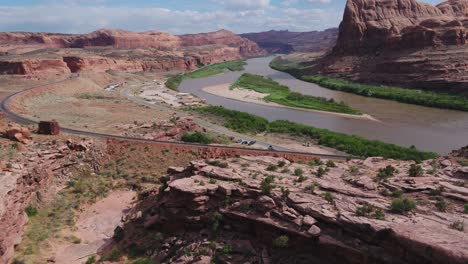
[179,56,468,154]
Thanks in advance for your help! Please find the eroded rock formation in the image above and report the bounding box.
[312,0,468,93]
[115,154,468,263]
[0,29,265,75]
[240,29,339,53]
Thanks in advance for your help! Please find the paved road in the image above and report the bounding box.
[0,76,351,160]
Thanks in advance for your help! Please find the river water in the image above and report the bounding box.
[179,56,468,154]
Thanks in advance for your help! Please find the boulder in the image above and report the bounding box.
[38,121,60,135]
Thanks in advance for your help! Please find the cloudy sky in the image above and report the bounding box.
[0,0,443,34]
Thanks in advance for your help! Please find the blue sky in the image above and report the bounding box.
[0,0,444,34]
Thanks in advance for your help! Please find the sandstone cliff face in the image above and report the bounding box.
[312,0,468,92]
[0,29,265,75]
[241,28,339,53]
[334,0,468,54]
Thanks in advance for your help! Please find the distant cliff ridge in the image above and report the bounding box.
[0,29,266,75]
[240,29,338,53]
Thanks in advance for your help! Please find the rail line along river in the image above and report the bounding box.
[179,56,468,154]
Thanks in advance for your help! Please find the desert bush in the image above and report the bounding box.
[181,132,212,144]
[409,164,424,177]
[261,175,275,194]
[390,198,416,214]
[272,235,289,248]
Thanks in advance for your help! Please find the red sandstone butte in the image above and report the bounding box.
[311,0,468,93]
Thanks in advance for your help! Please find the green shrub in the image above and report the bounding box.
[294,168,304,176]
[267,164,278,171]
[316,167,327,177]
[272,235,289,248]
[391,190,403,198]
[429,186,445,196]
[409,164,424,177]
[133,258,156,264]
[221,245,233,256]
[376,165,397,181]
[107,248,121,261]
[435,197,447,212]
[323,192,334,204]
[261,175,275,194]
[181,132,212,144]
[25,206,38,217]
[85,256,96,264]
[277,160,287,167]
[297,175,307,183]
[349,166,359,174]
[206,160,229,168]
[309,158,323,167]
[464,204,468,214]
[390,198,416,214]
[326,160,336,168]
[112,226,124,242]
[281,187,290,200]
[356,203,385,220]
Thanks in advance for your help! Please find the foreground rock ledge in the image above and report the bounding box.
[119,155,468,264]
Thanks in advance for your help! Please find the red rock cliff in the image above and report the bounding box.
[334,0,468,54]
[0,29,265,75]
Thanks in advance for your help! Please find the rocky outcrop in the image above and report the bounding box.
[0,135,104,263]
[0,59,71,75]
[311,0,468,92]
[0,29,265,75]
[117,155,468,263]
[334,0,468,54]
[240,28,339,53]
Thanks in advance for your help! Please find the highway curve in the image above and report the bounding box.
[0,76,351,161]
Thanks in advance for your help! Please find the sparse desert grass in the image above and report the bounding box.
[14,169,111,262]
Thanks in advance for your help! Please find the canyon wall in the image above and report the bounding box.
[0,29,265,75]
[240,28,339,53]
[312,0,468,92]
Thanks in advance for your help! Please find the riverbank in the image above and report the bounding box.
[270,56,468,112]
[193,105,438,161]
[203,83,378,121]
[231,73,363,115]
[165,60,246,90]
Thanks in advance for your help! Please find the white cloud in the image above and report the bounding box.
[282,0,332,6]
[0,4,341,34]
[214,0,270,10]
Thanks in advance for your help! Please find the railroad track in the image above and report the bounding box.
[0,76,351,161]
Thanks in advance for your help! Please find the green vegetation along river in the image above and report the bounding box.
[179,56,468,154]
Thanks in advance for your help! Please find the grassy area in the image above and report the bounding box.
[165,60,247,90]
[193,105,269,134]
[270,57,468,112]
[231,73,361,115]
[192,106,437,160]
[14,169,112,263]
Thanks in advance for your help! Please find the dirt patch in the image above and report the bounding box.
[52,190,136,264]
